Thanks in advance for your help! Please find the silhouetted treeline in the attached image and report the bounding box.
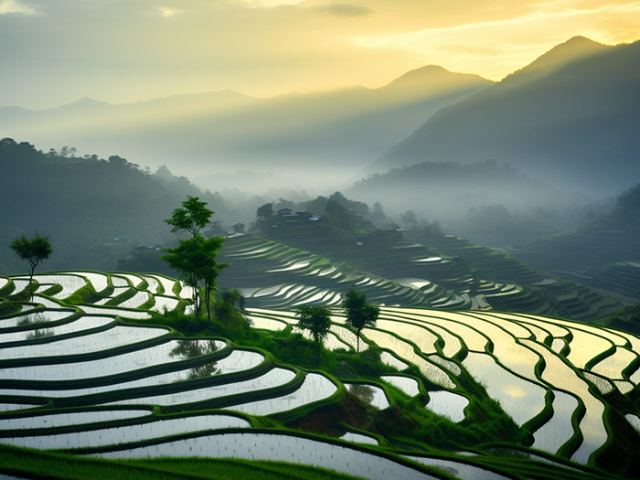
[255,191,377,236]
[0,138,234,274]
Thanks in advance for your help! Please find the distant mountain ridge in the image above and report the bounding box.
[499,36,611,87]
[375,36,640,195]
[0,67,492,190]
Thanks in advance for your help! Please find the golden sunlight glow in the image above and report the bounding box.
[504,387,527,398]
[0,0,33,14]
[236,0,306,7]
[160,7,183,18]
[1,0,639,107]
[352,1,640,80]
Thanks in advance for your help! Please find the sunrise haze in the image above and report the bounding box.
[1,0,640,108]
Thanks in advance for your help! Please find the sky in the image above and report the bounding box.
[1,0,639,109]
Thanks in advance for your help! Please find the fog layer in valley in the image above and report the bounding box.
[0,65,491,189]
[2,36,639,259]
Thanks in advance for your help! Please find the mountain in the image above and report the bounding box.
[374,37,640,195]
[0,139,235,275]
[0,90,258,143]
[0,67,492,191]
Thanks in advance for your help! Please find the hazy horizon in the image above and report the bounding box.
[2,0,640,109]
[2,0,639,242]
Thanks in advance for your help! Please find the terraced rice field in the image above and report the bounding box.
[409,231,624,318]
[246,304,640,468]
[507,227,640,304]
[1,271,639,479]
[217,235,495,312]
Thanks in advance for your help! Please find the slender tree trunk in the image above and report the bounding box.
[28,262,36,302]
[190,274,200,318]
[205,281,211,321]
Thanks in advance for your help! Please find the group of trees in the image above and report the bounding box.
[8,193,378,355]
[295,288,379,354]
[254,191,376,235]
[0,139,234,275]
[7,196,228,317]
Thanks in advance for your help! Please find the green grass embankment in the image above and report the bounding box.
[0,443,367,480]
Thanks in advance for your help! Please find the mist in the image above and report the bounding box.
[2,35,639,307]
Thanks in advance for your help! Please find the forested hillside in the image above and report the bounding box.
[0,138,233,274]
[0,66,492,190]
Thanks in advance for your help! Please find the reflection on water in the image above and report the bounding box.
[17,313,56,340]
[25,329,54,340]
[348,383,375,404]
[17,312,47,327]
[170,340,219,379]
[92,432,436,480]
[346,383,390,409]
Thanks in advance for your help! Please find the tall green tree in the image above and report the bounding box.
[162,197,227,320]
[162,235,227,320]
[165,196,213,238]
[295,305,332,351]
[9,233,53,287]
[342,288,379,353]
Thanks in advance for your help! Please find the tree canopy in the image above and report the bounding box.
[0,140,231,275]
[295,305,332,350]
[9,233,52,284]
[342,288,379,352]
[165,196,214,238]
[256,203,274,221]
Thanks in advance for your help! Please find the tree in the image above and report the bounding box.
[400,210,418,229]
[256,203,274,221]
[325,199,356,233]
[162,235,228,321]
[59,146,77,158]
[295,305,332,351]
[342,288,379,353]
[368,202,387,223]
[255,203,275,232]
[9,233,53,287]
[214,288,246,325]
[165,196,213,238]
[329,191,369,217]
[162,197,227,320]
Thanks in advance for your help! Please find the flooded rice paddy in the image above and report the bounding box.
[2,272,640,478]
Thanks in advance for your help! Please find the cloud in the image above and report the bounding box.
[352,0,640,79]
[0,0,34,14]
[234,0,307,7]
[159,7,184,18]
[314,3,375,17]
